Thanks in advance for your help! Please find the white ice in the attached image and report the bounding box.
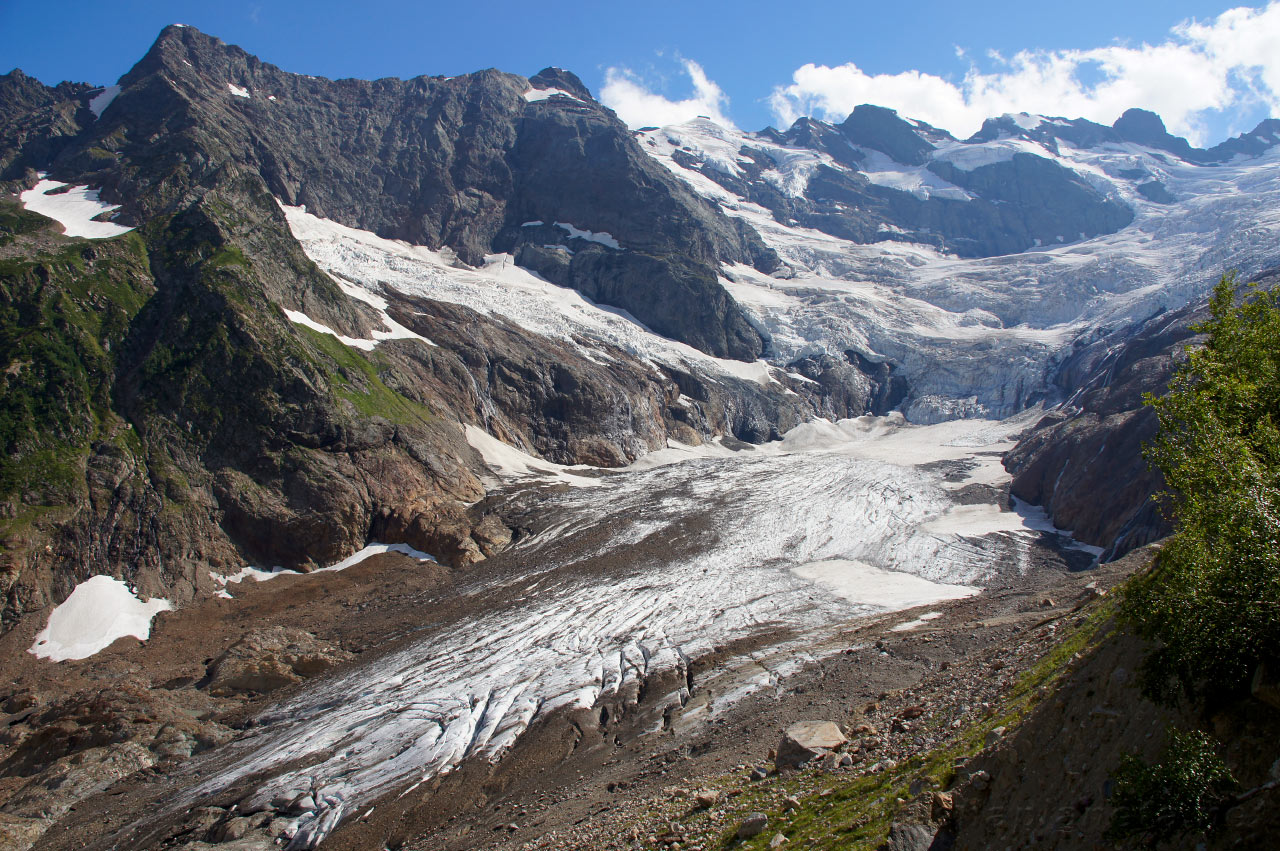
[19,179,134,239]
[639,114,1280,422]
[465,425,603,488]
[554,221,620,249]
[278,202,803,392]
[524,88,584,103]
[210,543,438,591]
[29,576,171,662]
[792,560,977,609]
[228,83,250,98]
[188,413,1077,848]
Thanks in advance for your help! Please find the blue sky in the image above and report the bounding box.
[3,1,1278,145]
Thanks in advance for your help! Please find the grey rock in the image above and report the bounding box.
[736,813,769,839]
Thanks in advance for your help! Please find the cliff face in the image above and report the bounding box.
[0,26,840,631]
[45,25,774,360]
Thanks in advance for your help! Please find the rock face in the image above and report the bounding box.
[51,25,774,360]
[775,720,848,769]
[647,108,1135,258]
[204,627,353,695]
[1006,269,1280,559]
[0,26,824,631]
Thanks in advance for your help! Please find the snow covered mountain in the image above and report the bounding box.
[6,22,1280,851]
[633,107,1280,421]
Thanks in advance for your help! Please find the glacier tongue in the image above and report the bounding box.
[186,413,1068,847]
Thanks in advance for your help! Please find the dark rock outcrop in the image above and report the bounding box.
[48,25,773,360]
[1005,269,1280,559]
[838,105,938,165]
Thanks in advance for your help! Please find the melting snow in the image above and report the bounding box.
[209,544,437,595]
[279,202,793,387]
[792,560,977,608]
[19,179,134,239]
[465,425,603,487]
[283,309,377,351]
[189,412,1068,848]
[29,576,171,662]
[227,83,251,98]
[891,611,944,632]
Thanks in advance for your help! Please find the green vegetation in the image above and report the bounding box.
[1108,728,1235,843]
[1123,273,1280,701]
[0,232,153,504]
[296,325,432,424]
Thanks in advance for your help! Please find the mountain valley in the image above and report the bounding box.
[2,23,1280,851]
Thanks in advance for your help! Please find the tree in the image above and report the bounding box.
[1122,273,1280,701]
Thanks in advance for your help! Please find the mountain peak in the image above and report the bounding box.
[528,67,593,101]
[1112,107,1195,159]
[838,104,935,165]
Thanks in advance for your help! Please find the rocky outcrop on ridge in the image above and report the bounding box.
[652,106,1135,258]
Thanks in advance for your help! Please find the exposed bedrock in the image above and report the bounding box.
[1006,268,1280,559]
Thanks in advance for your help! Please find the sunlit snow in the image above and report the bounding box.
[19,178,134,239]
[29,576,171,662]
[524,87,584,103]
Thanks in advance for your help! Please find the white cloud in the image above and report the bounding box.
[601,59,734,129]
[770,2,1280,145]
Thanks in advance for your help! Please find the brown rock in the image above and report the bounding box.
[205,627,353,695]
[775,720,847,769]
[693,790,720,809]
[736,813,768,839]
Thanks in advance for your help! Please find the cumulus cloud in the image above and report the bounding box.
[770,2,1280,145]
[601,59,734,129]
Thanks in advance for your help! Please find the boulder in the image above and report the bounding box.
[775,720,847,769]
[205,627,353,695]
[736,813,768,839]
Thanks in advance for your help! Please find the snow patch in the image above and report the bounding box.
[19,179,134,239]
[29,576,171,662]
[554,221,620,249]
[88,84,121,118]
[891,611,943,632]
[283,309,377,351]
[524,88,584,103]
[791,559,978,609]
[465,425,603,488]
[209,544,436,589]
[227,83,250,99]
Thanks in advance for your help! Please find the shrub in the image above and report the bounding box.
[1108,727,1235,843]
[1123,273,1280,701]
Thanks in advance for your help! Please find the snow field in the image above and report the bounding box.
[19,178,134,239]
[29,576,171,662]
